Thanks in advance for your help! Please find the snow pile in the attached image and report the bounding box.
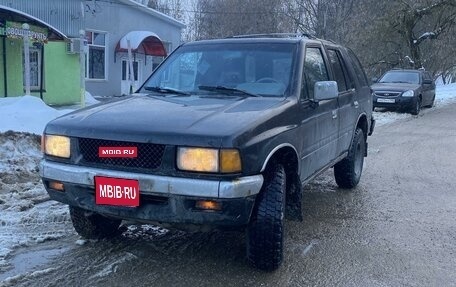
[0,93,100,136]
[434,83,456,107]
[0,96,73,135]
[85,91,100,105]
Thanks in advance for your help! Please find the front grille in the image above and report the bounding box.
[374,91,401,97]
[78,138,165,170]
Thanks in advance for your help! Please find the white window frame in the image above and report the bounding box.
[23,46,42,90]
[85,30,108,81]
[121,58,142,83]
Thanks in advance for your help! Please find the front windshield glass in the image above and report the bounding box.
[141,42,297,97]
[379,71,420,84]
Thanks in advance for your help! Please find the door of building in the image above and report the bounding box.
[121,59,141,95]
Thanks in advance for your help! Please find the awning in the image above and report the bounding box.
[115,31,167,57]
[0,5,67,41]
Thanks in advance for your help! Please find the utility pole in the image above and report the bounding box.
[79,29,86,107]
[22,23,31,96]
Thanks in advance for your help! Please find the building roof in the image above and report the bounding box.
[116,31,167,57]
[0,4,67,41]
[118,0,186,29]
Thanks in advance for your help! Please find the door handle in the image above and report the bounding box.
[354,101,359,108]
[332,110,338,119]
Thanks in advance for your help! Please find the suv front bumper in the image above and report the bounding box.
[40,160,263,228]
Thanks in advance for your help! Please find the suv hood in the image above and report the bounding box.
[371,82,420,92]
[45,94,290,146]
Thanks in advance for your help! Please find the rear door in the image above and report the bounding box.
[298,44,339,180]
[326,47,356,155]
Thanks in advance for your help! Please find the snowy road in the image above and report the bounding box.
[1,101,456,286]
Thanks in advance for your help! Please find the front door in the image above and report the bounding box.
[121,59,142,95]
[299,45,339,181]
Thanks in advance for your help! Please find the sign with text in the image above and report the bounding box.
[0,21,48,42]
[95,176,139,207]
[98,147,138,158]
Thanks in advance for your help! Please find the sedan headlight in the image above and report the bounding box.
[402,90,414,97]
[177,147,242,173]
[43,135,71,158]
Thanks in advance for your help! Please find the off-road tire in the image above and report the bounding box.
[334,128,365,188]
[411,98,421,115]
[246,164,286,271]
[69,206,122,239]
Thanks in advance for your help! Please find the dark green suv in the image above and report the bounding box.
[40,34,375,271]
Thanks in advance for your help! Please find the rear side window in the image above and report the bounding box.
[327,49,348,92]
[347,49,368,87]
[303,47,329,99]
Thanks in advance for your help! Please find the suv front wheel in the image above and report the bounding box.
[246,164,286,271]
[334,128,365,188]
[69,206,122,239]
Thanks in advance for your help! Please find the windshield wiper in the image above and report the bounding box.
[198,85,260,97]
[144,86,190,96]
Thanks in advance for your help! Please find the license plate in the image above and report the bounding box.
[95,176,139,207]
[377,98,395,103]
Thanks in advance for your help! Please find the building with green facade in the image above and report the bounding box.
[0,4,81,105]
[1,0,184,104]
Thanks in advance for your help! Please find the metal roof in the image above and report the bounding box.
[0,4,67,41]
[118,0,186,29]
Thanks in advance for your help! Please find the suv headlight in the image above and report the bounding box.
[43,135,71,158]
[177,147,242,173]
[402,90,414,97]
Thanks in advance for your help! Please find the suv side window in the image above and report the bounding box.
[303,47,329,99]
[347,49,368,87]
[327,49,348,92]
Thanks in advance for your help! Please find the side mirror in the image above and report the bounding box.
[423,79,433,85]
[314,81,338,101]
[371,77,378,83]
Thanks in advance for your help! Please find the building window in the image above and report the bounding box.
[86,31,107,80]
[23,47,42,90]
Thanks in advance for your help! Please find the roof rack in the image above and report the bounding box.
[230,33,316,39]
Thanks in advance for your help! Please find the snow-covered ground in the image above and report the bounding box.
[0,93,98,275]
[373,83,456,126]
[0,84,455,276]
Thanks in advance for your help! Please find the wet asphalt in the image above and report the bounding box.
[2,103,456,287]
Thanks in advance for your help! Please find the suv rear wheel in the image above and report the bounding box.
[246,164,286,271]
[69,206,122,239]
[334,128,365,188]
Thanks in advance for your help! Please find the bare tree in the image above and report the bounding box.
[147,0,184,21]
[192,0,292,39]
[392,0,456,69]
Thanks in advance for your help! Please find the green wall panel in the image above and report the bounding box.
[0,40,80,105]
[38,41,80,105]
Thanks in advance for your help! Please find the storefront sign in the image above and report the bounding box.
[0,21,48,42]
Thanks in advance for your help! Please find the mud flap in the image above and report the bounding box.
[285,172,303,221]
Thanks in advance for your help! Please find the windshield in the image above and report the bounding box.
[141,42,297,97]
[379,71,420,84]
